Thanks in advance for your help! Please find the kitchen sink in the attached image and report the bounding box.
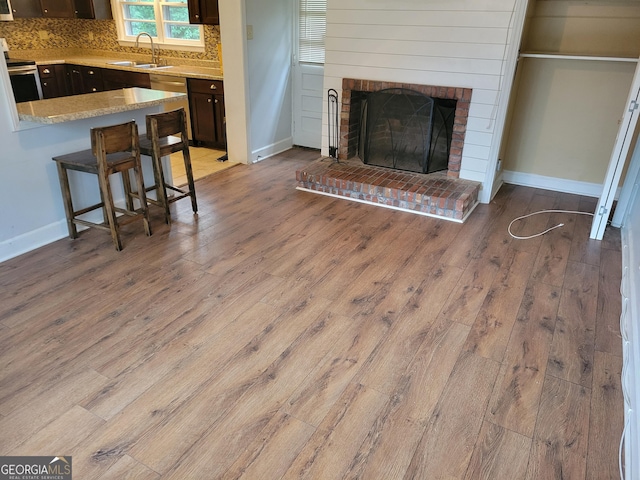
[107,60,173,70]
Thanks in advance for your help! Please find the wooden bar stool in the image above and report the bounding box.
[138,108,197,224]
[52,120,152,251]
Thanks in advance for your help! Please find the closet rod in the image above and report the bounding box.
[520,53,639,63]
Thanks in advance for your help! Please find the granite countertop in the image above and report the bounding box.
[17,87,187,124]
[15,53,223,81]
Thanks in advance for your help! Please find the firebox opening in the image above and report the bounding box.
[340,79,472,178]
[357,88,456,175]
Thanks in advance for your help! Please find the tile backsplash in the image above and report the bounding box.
[0,18,220,64]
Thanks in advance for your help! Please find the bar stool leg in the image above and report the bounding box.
[97,169,123,251]
[133,161,153,237]
[182,145,198,213]
[55,163,78,239]
[121,170,135,212]
[152,152,171,225]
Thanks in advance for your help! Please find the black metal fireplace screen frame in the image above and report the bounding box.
[359,88,456,175]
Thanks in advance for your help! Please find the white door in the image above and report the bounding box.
[292,0,325,149]
[293,63,324,148]
[591,56,640,239]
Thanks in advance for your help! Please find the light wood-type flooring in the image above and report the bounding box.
[170,146,236,186]
[0,148,623,479]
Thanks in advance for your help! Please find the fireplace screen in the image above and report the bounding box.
[360,88,456,174]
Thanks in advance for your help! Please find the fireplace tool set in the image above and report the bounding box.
[328,88,339,160]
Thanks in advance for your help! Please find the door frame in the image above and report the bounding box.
[591,56,640,239]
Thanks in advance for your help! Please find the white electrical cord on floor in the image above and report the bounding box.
[620,415,630,480]
[508,209,595,239]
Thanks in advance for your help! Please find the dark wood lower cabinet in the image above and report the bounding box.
[39,64,151,99]
[38,64,70,99]
[66,64,104,95]
[102,69,151,90]
[187,78,225,148]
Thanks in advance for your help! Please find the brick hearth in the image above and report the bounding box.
[296,157,480,222]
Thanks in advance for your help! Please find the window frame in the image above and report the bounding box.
[298,0,326,65]
[111,0,205,52]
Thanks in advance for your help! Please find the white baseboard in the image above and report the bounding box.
[0,199,127,264]
[503,170,605,198]
[0,220,69,263]
[252,137,293,163]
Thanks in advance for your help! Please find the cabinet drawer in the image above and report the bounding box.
[188,78,223,95]
[102,69,151,90]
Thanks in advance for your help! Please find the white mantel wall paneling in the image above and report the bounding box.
[321,0,528,203]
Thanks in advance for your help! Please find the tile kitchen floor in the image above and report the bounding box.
[170,146,237,185]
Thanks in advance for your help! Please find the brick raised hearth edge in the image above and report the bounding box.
[296,157,481,223]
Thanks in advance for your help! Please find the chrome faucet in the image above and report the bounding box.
[135,32,159,65]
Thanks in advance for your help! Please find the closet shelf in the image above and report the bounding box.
[520,52,639,63]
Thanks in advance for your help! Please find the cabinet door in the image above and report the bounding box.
[11,0,42,17]
[38,64,69,99]
[187,0,201,23]
[213,93,226,147]
[188,0,218,24]
[72,0,93,17]
[40,0,74,17]
[73,0,111,19]
[190,91,217,145]
[66,65,84,95]
[82,66,103,93]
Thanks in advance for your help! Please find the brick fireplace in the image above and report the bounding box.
[296,78,480,222]
[340,78,473,177]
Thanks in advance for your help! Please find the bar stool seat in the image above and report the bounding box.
[52,120,152,251]
[139,108,197,224]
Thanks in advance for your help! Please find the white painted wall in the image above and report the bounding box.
[245,0,294,162]
[322,0,525,202]
[218,0,252,165]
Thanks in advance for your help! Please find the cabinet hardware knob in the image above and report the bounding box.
[195,14,199,18]
[210,84,216,90]
[88,70,94,74]
[92,88,97,91]
[207,98,212,103]
[215,99,218,103]
[43,69,50,74]
[43,82,48,86]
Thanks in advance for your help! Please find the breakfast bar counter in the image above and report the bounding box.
[16,87,186,124]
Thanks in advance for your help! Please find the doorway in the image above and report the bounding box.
[292,0,326,149]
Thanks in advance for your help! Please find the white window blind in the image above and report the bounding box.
[299,0,326,64]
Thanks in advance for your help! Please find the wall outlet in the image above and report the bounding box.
[496,159,503,171]
[38,30,49,40]
[88,32,94,41]
[246,25,254,40]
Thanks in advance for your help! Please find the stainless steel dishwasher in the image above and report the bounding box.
[149,73,192,140]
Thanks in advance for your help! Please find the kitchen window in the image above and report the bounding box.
[113,0,204,50]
